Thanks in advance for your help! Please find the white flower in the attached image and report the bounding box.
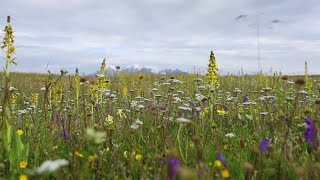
[131,119,143,129]
[225,133,235,138]
[176,117,192,123]
[85,128,106,144]
[30,159,69,175]
[195,94,206,102]
[9,87,17,91]
[177,106,192,111]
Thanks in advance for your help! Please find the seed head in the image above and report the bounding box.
[294,79,305,86]
[281,75,288,80]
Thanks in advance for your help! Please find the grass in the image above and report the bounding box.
[0,70,320,179]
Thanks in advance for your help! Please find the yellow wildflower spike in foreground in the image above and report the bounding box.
[206,51,219,86]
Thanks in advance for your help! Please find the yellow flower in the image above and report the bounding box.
[17,129,24,136]
[135,154,143,161]
[88,155,95,162]
[106,147,110,153]
[19,174,28,180]
[214,160,222,168]
[224,144,228,150]
[105,115,113,125]
[221,169,230,179]
[19,161,27,169]
[75,151,83,158]
[52,145,58,150]
[217,109,228,115]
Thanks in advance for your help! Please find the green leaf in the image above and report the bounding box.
[9,130,29,170]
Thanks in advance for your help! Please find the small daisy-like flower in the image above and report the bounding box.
[19,174,28,180]
[88,155,95,162]
[17,129,24,135]
[75,151,84,158]
[135,154,143,161]
[221,169,230,179]
[20,161,27,169]
[214,160,222,168]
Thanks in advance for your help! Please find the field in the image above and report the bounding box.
[0,66,320,179]
[1,17,320,180]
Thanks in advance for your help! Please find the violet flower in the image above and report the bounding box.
[259,138,270,152]
[243,94,249,103]
[217,153,226,165]
[220,104,229,112]
[305,118,315,145]
[61,128,71,141]
[167,157,182,180]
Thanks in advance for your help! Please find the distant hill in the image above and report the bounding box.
[92,65,189,76]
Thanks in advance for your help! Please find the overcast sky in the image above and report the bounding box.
[0,0,319,75]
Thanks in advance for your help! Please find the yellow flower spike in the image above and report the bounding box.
[19,174,28,180]
[221,169,230,179]
[205,51,219,86]
[214,160,222,168]
[135,154,143,161]
[88,155,95,162]
[17,129,24,136]
[105,115,113,125]
[75,151,84,158]
[19,161,27,169]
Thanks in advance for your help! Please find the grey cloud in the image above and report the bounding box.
[0,0,319,74]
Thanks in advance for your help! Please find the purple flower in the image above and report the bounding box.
[217,153,226,165]
[220,104,229,112]
[285,117,290,123]
[259,138,270,152]
[243,94,249,103]
[167,157,182,180]
[61,128,71,141]
[305,118,315,144]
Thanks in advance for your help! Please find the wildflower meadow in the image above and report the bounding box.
[1,16,320,180]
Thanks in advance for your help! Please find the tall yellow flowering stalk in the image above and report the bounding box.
[206,51,219,86]
[0,16,29,172]
[305,61,312,89]
[92,58,108,101]
[74,68,80,110]
[1,16,16,127]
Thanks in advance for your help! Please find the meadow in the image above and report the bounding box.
[1,17,320,180]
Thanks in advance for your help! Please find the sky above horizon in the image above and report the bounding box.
[0,0,319,75]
